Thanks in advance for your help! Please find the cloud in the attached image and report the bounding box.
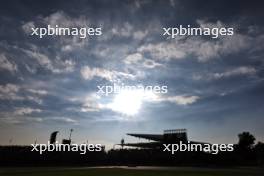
[148,95,201,105]
[142,59,163,69]
[23,49,51,67]
[27,89,48,95]
[165,95,200,105]
[188,20,251,62]
[22,48,75,74]
[80,65,136,81]
[213,66,257,79]
[22,11,89,31]
[197,19,225,29]
[112,22,133,38]
[111,22,148,40]
[44,11,88,28]
[81,94,103,112]
[22,21,35,34]
[14,107,42,115]
[138,33,250,62]
[154,95,200,105]
[0,107,42,124]
[138,42,187,60]
[25,88,48,104]
[68,94,105,113]
[124,53,163,69]
[56,59,76,73]
[0,84,19,94]
[0,54,17,73]
[0,84,45,104]
[26,96,43,104]
[0,84,22,100]
[194,34,250,62]
[22,11,91,51]
[138,20,251,62]
[170,0,177,7]
[48,117,78,124]
[194,66,257,81]
[80,66,113,81]
[134,0,145,9]
[133,30,148,40]
[124,53,143,64]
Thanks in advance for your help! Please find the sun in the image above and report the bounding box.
[109,89,144,116]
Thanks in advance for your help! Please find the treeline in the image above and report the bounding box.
[0,132,263,167]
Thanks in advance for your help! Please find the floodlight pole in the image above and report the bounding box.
[69,129,73,140]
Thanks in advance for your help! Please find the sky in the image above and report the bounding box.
[0,0,263,149]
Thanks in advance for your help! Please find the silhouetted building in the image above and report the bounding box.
[62,139,71,144]
[62,129,73,145]
[49,131,59,144]
[119,129,204,149]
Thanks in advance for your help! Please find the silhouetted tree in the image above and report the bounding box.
[254,142,264,166]
[234,132,256,165]
[238,132,255,150]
